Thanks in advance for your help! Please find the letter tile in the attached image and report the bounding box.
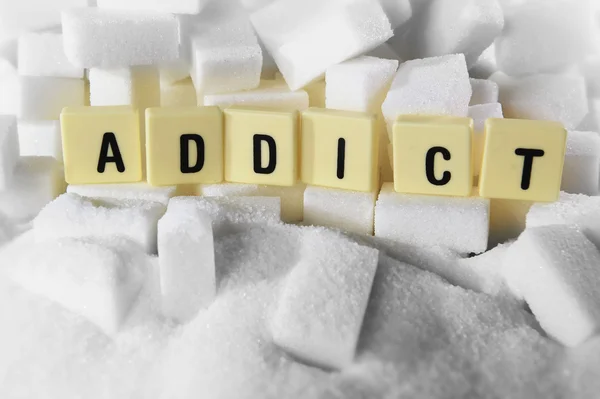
[146,106,223,186]
[479,118,567,202]
[61,106,142,184]
[301,108,378,192]
[393,115,473,197]
[225,106,298,187]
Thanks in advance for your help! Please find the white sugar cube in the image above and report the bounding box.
[0,156,65,222]
[375,183,489,254]
[402,0,504,66]
[303,185,377,236]
[379,0,412,29]
[454,243,513,297]
[204,79,309,111]
[561,131,600,196]
[502,225,600,347]
[382,54,472,133]
[325,55,398,113]
[66,183,177,205]
[168,196,281,237]
[18,76,84,120]
[98,0,210,14]
[158,201,215,323]
[198,183,262,197]
[469,78,499,106]
[61,8,180,68]
[496,0,596,76]
[270,228,379,369]
[252,0,393,90]
[494,73,588,130]
[6,236,148,336]
[33,193,166,254]
[527,192,600,249]
[17,32,83,79]
[89,67,159,108]
[17,121,62,162]
[0,115,19,189]
[160,78,197,107]
[468,103,503,177]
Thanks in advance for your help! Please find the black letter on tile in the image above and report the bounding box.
[515,148,545,190]
[425,146,451,186]
[97,132,125,173]
[180,134,205,174]
[337,138,346,180]
[253,134,277,174]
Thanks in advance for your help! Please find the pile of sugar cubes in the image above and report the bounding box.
[1,0,600,395]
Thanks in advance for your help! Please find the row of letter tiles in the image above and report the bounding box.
[60,106,567,202]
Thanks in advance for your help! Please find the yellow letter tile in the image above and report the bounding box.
[392,115,473,197]
[61,106,142,185]
[479,119,567,202]
[301,108,378,192]
[146,106,224,186]
[224,106,298,187]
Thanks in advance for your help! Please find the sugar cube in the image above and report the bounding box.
[270,228,379,369]
[375,183,489,254]
[494,73,589,130]
[381,54,472,134]
[17,32,83,79]
[502,225,600,347]
[379,0,412,29]
[17,121,62,163]
[0,115,18,189]
[468,103,503,177]
[561,131,600,196]
[158,201,215,323]
[168,196,281,237]
[33,193,167,254]
[18,76,84,120]
[469,78,499,106]
[303,185,377,236]
[204,80,309,111]
[527,192,600,249]
[495,0,596,76]
[61,8,180,68]
[6,236,148,336]
[0,156,65,223]
[97,0,210,14]
[455,243,514,297]
[89,67,159,108]
[66,183,177,205]
[251,0,393,90]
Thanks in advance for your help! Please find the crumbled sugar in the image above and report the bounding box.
[61,8,180,68]
[33,193,166,254]
[469,78,499,106]
[527,192,600,249]
[0,156,65,223]
[17,32,83,79]
[204,79,309,111]
[0,0,90,42]
[468,103,503,177]
[158,201,215,323]
[251,0,393,90]
[67,183,177,205]
[97,0,210,14]
[0,115,19,189]
[375,183,489,254]
[4,236,148,336]
[381,54,472,133]
[303,185,377,236]
[495,0,596,76]
[399,0,504,66]
[494,73,589,130]
[17,120,63,163]
[502,225,600,347]
[488,198,532,248]
[468,43,498,79]
[561,131,600,196]
[325,55,399,113]
[160,78,197,107]
[18,76,84,120]
[379,0,412,29]
[270,228,379,370]
[168,196,281,237]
